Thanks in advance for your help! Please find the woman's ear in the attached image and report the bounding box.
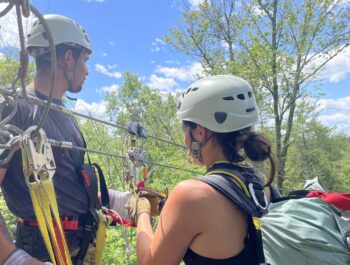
[196,124,212,141]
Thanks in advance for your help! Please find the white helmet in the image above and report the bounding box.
[26,14,92,57]
[177,75,259,133]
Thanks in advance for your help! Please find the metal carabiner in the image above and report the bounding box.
[20,126,56,185]
[248,182,269,211]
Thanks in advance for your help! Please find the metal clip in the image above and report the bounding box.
[20,126,56,185]
[248,183,268,211]
[127,146,148,166]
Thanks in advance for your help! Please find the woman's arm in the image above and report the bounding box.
[136,180,205,265]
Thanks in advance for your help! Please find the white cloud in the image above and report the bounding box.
[189,0,205,8]
[98,84,119,94]
[317,96,350,135]
[101,52,107,57]
[0,4,34,49]
[108,41,115,46]
[148,74,178,91]
[151,38,166,53]
[95,63,122,79]
[73,99,108,121]
[154,62,204,82]
[311,46,350,83]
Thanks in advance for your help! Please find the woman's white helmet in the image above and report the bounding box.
[177,75,259,133]
[26,14,92,58]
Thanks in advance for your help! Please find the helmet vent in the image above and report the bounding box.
[214,112,227,124]
[237,94,245,100]
[223,96,234,101]
[246,107,255,113]
[248,91,252,98]
[191,87,199,92]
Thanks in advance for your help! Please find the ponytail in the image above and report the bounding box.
[243,131,275,187]
[215,128,275,187]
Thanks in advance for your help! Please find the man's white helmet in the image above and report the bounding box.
[26,14,92,57]
[177,75,259,133]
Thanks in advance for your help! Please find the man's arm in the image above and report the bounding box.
[0,169,46,265]
[0,211,16,263]
[0,168,14,263]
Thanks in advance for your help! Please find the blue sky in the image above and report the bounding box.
[0,0,349,134]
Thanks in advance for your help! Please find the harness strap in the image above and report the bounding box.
[20,216,79,231]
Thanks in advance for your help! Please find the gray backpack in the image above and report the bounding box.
[262,178,350,265]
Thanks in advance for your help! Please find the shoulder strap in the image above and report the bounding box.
[198,173,269,265]
[92,163,110,208]
[197,174,263,217]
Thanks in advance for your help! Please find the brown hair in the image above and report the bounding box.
[35,44,83,69]
[183,121,275,187]
[215,128,275,187]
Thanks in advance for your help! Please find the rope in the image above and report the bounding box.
[29,4,57,137]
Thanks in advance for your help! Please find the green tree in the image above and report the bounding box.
[164,0,350,190]
[284,97,350,193]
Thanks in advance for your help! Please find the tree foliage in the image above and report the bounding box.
[164,0,350,190]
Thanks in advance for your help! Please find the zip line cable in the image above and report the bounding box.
[0,87,186,149]
[0,88,200,175]
[48,139,202,175]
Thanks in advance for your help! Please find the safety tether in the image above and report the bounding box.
[20,126,72,265]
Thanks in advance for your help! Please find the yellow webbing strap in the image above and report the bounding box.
[29,178,72,265]
[252,216,261,230]
[95,210,112,265]
[206,170,251,198]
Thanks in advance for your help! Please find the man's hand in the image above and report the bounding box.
[125,194,151,224]
[138,187,168,216]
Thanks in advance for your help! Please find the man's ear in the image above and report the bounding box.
[63,50,74,70]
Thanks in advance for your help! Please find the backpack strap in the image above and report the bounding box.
[198,174,261,216]
[197,174,269,265]
[75,162,110,265]
[92,163,110,208]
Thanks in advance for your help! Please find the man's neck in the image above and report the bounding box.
[28,71,67,100]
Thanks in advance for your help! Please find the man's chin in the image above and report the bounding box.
[68,85,83,94]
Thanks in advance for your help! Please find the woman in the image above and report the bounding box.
[127,75,275,265]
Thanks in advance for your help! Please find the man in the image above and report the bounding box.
[0,14,124,264]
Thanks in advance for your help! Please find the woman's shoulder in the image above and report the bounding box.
[168,178,227,210]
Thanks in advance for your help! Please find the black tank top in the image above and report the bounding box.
[183,244,255,265]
